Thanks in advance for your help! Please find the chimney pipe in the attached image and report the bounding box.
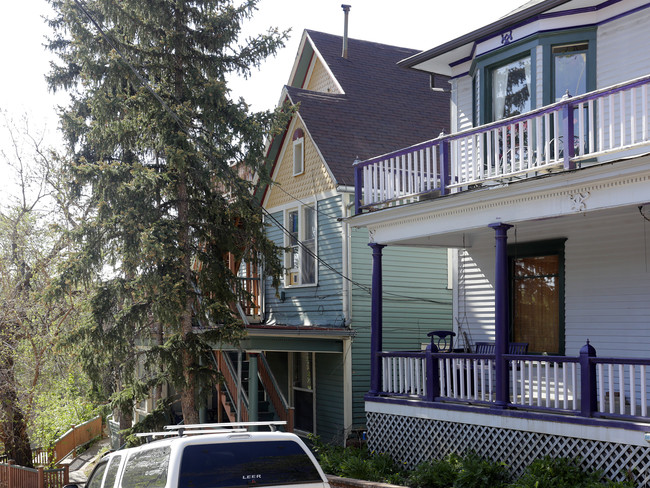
[341,4,351,59]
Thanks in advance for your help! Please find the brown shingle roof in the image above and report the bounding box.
[288,30,450,187]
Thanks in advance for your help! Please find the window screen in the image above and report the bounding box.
[178,440,322,488]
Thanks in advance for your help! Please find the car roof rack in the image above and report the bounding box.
[134,421,288,443]
[165,421,287,434]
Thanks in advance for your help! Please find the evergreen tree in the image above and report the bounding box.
[46,0,288,424]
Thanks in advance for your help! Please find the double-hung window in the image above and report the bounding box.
[491,54,532,121]
[285,205,317,286]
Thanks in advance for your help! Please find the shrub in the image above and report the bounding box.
[511,456,634,488]
[407,454,460,488]
[454,452,510,488]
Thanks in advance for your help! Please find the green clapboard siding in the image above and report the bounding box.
[349,228,453,426]
[315,352,344,443]
[264,195,345,327]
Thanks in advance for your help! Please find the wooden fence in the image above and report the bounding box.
[0,461,69,488]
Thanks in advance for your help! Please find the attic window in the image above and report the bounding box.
[293,129,305,176]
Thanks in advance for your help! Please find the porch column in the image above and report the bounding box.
[489,222,513,408]
[369,242,386,396]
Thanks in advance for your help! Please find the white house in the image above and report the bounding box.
[349,0,650,482]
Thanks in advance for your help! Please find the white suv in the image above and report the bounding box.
[65,422,330,488]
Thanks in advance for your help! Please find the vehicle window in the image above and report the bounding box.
[179,440,323,488]
[103,454,122,488]
[121,447,170,488]
[87,460,108,488]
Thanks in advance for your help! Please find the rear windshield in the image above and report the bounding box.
[178,439,323,488]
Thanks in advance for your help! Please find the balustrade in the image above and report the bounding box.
[355,73,650,214]
[376,344,650,423]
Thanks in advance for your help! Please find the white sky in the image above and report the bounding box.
[0,0,525,186]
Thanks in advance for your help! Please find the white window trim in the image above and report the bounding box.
[284,203,318,288]
[292,137,304,176]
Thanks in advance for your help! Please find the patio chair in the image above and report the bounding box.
[427,330,456,353]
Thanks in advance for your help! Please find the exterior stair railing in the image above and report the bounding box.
[258,353,294,432]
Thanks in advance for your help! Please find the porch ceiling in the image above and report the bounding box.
[350,156,650,248]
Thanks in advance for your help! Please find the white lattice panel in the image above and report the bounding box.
[367,412,650,486]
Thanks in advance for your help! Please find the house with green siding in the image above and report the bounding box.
[214,28,452,444]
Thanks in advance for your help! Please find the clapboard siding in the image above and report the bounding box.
[264,195,344,327]
[349,228,452,425]
[315,353,344,443]
[456,76,474,133]
[456,209,650,358]
[597,7,650,88]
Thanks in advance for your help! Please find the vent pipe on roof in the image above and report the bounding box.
[341,4,351,59]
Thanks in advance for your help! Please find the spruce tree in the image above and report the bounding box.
[46,0,288,424]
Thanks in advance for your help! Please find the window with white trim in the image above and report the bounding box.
[293,137,304,176]
[285,205,317,286]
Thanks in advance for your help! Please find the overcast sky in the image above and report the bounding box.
[0,0,524,173]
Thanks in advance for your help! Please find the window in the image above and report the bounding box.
[293,136,304,176]
[122,447,170,488]
[491,55,531,121]
[553,43,589,101]
[178,440,323,488]
[103,455,122,488]
[285,205,316,286]
[509,240,565,355]
[86,460,109,488]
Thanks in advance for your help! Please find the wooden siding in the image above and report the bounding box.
[306,57,341,94]
[456,209,650,358]
[315,352,345,443]
[349,229,452,426]
[264,117,336,209]
[597,7,650,88]
[264,195,345,326]
[456,77,474,133]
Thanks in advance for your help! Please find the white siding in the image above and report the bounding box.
[455,209,650,358]
[456,77,474,133]
[597,7,650,88]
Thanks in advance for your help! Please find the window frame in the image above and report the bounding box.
[292,137,305,176]
[508,239,566,356]
[283,203,318,288]
[472,27,597,126]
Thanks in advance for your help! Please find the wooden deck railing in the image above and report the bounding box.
[377,343,650,423]
[355,73,650,213]
[215,351,249,422]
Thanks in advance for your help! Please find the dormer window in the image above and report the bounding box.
[292,129,305,176]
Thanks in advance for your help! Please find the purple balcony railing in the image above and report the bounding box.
[354,73,650,214]
[375,342,650,423]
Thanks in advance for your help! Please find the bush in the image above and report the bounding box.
[511,456,634,488]
[454,452,510,488]
[407,453,460,488]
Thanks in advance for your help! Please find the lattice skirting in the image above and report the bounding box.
[366,411,650,486]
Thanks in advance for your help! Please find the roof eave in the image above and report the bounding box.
[398,0,574,73]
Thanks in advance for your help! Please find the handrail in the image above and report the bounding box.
[257,354,294,432]
[355,72,650,213]
[214,351,249,422]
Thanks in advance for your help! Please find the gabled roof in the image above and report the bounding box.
[267,30,450,188]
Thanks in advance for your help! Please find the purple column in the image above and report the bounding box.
[369,242,386,396]
[488,222,513,408]
[579,340,597,417]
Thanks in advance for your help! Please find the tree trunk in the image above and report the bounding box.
[0,356,33,468]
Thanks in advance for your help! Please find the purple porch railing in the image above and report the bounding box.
[354,73,650,214]
[376,343,650,423]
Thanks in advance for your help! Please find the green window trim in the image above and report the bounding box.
[471,27,597,126]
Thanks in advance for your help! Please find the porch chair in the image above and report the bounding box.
[427,330,456,353]
[474,342,529,355]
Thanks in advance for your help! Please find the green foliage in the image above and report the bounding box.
[46,0,293,423]
[407,454,461,488]
[454,452,510,488]
[511,456,634,488]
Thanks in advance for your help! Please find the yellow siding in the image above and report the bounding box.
[265,118,336,209]
[306,58,341,94]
